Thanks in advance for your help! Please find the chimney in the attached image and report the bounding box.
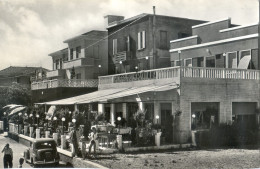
[104,15,125,28]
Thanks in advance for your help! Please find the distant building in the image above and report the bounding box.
[31,30,108,103]
[105,13,206,74]
[0,66,48,89]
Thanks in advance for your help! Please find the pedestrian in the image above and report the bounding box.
[88,127,97,158]
[70,127,79,157]
[1,143,13,168]
[18,158,24,168]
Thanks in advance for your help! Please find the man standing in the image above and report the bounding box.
[2,143,13,168]
[88,127,97,158]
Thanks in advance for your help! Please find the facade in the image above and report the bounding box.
[0,66,47,89]
[31,30,108,103]
[105,14,206,74]
[97,18,260,144]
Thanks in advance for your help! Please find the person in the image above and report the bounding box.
[18,158,24,168]
[88,127,97,158]
[2,143,13,168]
[70,128,79,157]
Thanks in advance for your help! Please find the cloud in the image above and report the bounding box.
[0,0,258,71]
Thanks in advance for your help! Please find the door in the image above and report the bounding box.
[161,103,173,143]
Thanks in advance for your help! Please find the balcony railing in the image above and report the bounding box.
[31,79,98,90]
[99,66,260,85]
[63,58,94,69]
[46,69,66,78]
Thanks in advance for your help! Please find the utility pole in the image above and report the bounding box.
[153,6,157,69]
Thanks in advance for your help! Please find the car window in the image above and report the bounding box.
[35,141,56,149]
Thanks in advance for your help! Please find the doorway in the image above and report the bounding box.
[161,103,173,143]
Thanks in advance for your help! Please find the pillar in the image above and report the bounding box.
[155,132,162,146]
[45,131,50,138]
[138,102,145,111]
[98,103,105,114]
[53,133,58,144]
[24,126,29,136]
[74,104,78,112]
[29,127,34,138]
[36,129,40,139]
[122,103,127,119]
[110,104,115,126]
[61,135,66,149]
[116,135,123,150]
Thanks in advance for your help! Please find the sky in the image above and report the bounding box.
[0,0,258,71]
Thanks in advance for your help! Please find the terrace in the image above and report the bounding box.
[31,79,98,90]
[99,66,260,88]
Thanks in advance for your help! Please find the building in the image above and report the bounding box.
[0,66,47,89]
[169,18,260,143]
[105,13,206,74]
[31,30,108,103]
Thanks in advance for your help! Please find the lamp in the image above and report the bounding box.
[72,119,76,123]
[192,114,196,118]
[156,115,159,124]
[36,114,39,128]
[62,117,65,135]
[117,117,121,134]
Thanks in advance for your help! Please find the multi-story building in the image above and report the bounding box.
[0,66,47,89]
[105,14,206,74]
[31,30,108,103]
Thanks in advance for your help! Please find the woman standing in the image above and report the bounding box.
[2,144,13,168]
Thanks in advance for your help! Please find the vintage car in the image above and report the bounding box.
[24,138,60,166]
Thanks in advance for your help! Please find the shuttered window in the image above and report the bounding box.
[113,39,117,55]
[138,31,146,50]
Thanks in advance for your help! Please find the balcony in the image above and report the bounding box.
[46,69,66,78]
[113,51,131,64]
[31,79,98,90]
[63,58,94,69]
[99,67,260,87]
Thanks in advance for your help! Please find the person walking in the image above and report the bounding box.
[2,143,13,168]
[88,127,97,158]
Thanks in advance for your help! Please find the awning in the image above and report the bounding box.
[8,106,26,116]
[40,88,127,105]
[238,55,251,69]
[2,104,23,110]
[38,83,178,105]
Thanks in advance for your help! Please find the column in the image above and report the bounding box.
[36,129,40,139]
[45,131,50,138]
[110,104,115,126]
[98,103,105,114]
[29,127,34,138]
[138,102,145,111]
[122,103,127,119]
[24,126,29,136]
[53,133,58,144]
[61,135,67,149]
[74,104,78,112]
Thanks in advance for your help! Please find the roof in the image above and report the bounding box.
[0,66,49,77]
[63,30,108,43]
[49,48,68,57]
[107,13,206,29]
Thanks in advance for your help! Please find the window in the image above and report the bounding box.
[59,59,62,69]
[178,32,189,39]
[62,54,68,62]
[206,56,216,68]
[175,60,181,66]
[138,31,146,50]
[55,59,59,70]
[76,46,81,58]
[70,48,73,60]
[159,31,168,49]
[76,73,81,79]
[125,36,130,52]
[113,39,117,55]
[226,52,237,68]
[184,59,192,67]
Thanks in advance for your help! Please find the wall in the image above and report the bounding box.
[107,15,205,74]
[177,77,260,143]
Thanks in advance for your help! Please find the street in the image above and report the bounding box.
[94,147,260,169]
[0,134,70,168]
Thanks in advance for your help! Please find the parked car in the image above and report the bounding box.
[24,138,59,166]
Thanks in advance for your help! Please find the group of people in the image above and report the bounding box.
[70,126,98,159]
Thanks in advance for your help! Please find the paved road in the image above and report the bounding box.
[0,134,70,168]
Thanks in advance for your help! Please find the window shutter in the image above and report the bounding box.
[142,31,146,49]
[138,32,141,50]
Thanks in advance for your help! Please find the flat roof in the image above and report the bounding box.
[192,18,230,29]
[219,23,258,33]
[170,35,198,43]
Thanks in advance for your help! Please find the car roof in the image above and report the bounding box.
[33,138,55,143]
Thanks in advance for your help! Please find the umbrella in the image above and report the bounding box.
[46,106,56,119]
[8,106,26,116]
[2,104,23,110]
